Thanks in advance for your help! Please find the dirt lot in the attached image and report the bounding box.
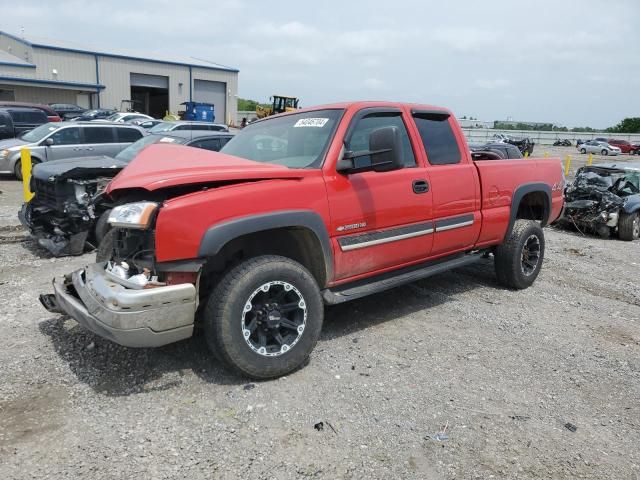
[1,150,639,479]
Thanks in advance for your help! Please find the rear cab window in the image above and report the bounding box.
[412,111,461,165]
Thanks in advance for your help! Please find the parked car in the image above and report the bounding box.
[21,130,234,256]
[96,112,154,123]
[0,101,61,122]
[48,103,87,120]
[560,163,640,240]
[0,122,145,179]
[150,121,229,133]
[578,141,621,156]
[553,139,572,147]
[470,142,523,159]
[131,119,164,130]
[40,101,564,379]
[607,139,633,154]
[0,107,48,140]
[492,133,534,156]
[71,108,117,122]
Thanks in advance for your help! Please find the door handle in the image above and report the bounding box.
[412,179,429,194]
[86,147,94,151]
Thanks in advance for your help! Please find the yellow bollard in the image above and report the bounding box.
[524,150,529,158]
[21,147,34,202]
[587,153,593,166]
[544,151,549,158]
[564,155,572,176]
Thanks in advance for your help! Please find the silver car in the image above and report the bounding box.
[150,121,229,133]
[0,122,146,179]
[578,140,621,156]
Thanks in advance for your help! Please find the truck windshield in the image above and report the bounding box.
[21,124,62,142]
[221,109,343,168]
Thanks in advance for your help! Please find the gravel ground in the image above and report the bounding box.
[1,154,639,479]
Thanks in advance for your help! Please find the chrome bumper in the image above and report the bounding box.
[46,263,197,348]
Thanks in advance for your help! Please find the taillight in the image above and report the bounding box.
[48,116,61,122]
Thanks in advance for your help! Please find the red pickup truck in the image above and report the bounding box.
[41,101,564,379]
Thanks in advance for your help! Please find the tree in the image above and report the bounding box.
[606,117,640,133]
[237,97,270,112]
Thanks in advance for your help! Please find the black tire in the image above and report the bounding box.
[94,209,112,245]
[618,212,640,241]
[630,150,636,155]
[602,149,608,156]
[204,255,324,379]
[580,148,587,154]
[96,228,116,262]
[494,219,545,290]
[14,160,22,180]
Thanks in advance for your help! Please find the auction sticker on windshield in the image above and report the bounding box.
[294,118,329,128]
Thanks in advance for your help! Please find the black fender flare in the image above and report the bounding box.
[197,210,334,283]
[505,182,552,240]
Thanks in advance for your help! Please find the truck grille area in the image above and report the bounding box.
[33,179,59,209]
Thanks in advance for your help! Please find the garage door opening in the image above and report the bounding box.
[130,73,169,119]
[194,79,226,124]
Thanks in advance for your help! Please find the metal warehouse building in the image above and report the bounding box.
[0,31,238,124]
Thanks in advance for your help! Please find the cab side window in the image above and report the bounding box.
[413,113,461,165]
[346,113,416,168]
[49,127,81,145]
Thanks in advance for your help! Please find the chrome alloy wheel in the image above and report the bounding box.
[241,281,307,357]
[521,234,541,276]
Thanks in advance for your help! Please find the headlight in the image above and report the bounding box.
[0,149,9,159]
[108,202,158,229]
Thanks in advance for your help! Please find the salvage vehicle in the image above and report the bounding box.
[492,133,535,156]
[607,139,633,154]
[578,141,621,156]
[553,139,572,147]
[0,122,145,179]
[469,142,523,159]
[40,101,564,379]
[96,112,154,124]
[48,103,87,120]
[560,163,640,240]
[21,130,234,256]
[71,108,117,122]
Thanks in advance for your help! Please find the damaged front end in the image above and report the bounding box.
[20,163,123,256]
[561,166,640,237]
[40,203,202,347]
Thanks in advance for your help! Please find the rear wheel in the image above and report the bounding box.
[602,149,608,156]
[580,148,587,154]
[494,220,545,289]
[204,255,324,379]
[618,212,640,241]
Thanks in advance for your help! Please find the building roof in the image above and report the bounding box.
[0,30,238,73]
[0,48,35,68]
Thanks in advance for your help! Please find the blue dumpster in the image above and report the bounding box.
[181,102,215,122]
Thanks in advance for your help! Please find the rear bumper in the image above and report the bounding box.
[44,263,196,348]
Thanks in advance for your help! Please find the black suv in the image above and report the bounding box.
[0,107,48,140]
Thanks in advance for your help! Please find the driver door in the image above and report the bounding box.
[43,126,84,161]
[324,108,434,281]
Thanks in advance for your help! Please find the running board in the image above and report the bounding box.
[322,251,487,305]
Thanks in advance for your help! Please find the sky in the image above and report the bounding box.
[2,0,639,128]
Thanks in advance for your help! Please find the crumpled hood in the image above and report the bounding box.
[32,156,127,180]
[106,144,305,193]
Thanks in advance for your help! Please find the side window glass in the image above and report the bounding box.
[83,127,115,143]
[49,127,81,145]
[191,138,222,151]
[413,114,461,165]
[346,113,416,168]
[116,128,143,142]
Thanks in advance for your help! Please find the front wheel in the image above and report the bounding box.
[602,149,608,156]
[204,255,324,379]
[494,220,545,289]
[618,212,640,241]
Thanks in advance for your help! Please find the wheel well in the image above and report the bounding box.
[201,227,327,288]
[516,191,548,225]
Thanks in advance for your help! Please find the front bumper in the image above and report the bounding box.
[43,263,197,348]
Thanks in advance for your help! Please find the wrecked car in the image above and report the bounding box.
[560,163,640,240]
[19,130,234,256]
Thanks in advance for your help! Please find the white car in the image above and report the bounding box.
[578,141,621,156]
[94,112,154,123]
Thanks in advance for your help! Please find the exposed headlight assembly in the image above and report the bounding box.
[108,202,158,229]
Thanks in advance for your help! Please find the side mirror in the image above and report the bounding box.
[336,126,404,174]
[44,137,54,146]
